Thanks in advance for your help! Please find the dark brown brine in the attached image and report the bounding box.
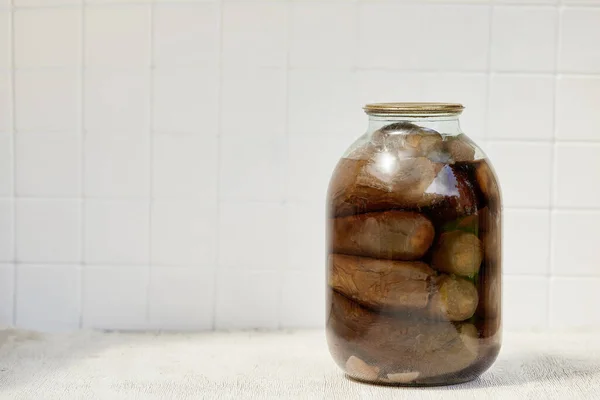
[326,117,502,386]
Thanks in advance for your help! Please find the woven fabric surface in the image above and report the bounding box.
[1,330,599,399]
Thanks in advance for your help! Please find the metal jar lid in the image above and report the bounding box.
[363,102,465,116]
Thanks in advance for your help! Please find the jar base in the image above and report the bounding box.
[345,373,481,387]
[343,344,500,388]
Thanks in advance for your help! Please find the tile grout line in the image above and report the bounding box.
[211,0,224,331]
[354,0,360,75]
[5,1,600,9]
[145,0,155,328]
[484,2,494,146]
[547,2,563,330]
[10,0,16,327]
[4,66,600,78]
[78,0,86,330]
[276,0,293,330]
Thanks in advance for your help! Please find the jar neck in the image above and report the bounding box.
[366,115,463,136]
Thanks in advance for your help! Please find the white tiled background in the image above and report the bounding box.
[0,0,598,333]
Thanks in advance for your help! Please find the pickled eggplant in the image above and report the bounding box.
[332,211,435,261]
[372,121,444,157]
[329,254,433,310]
[327,292,478,381]
[329,157,444,217]
[329,254,479,321]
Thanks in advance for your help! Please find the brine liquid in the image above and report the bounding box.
[326,155,502,386]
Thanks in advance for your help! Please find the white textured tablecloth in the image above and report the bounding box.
[1,329,599,399]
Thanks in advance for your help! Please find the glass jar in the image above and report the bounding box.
[326,103,501,386]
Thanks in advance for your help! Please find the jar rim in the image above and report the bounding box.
[363,102,464,116]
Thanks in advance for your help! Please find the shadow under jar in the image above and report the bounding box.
[326,103,502,386]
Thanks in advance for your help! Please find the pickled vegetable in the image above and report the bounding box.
[431,231,483,277]
[332,211,435,261]
[329,254,433,310]
[327,292,478,380]
[329,157,444,217]
[329,254,479,321]
[474,159,500,208]
[345,356,380,381]
[428,275,479,321]
[372,121,444,157]
[445,135,476,162]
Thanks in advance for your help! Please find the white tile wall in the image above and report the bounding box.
[358,4,490,71]
[503,209,550,276]
[504,276,549,332]
[219,134,286,202]
[215,268,280,330]
[289,2,356,69]
[0,264,15,326]
[280,269,325,328]
[82,265,148,330]
[0,12,9,70]
[285,202,325,272]
[0,264,14,326]
[549,277,600,330]
[16,199,81,263]
[16,134,81,196]
[14,8,81,68]
[218,202,285,270]
[84,70,150,132]
[151,200,217,266]
[0,199,13,261]
[0,73,10,133]
[152,134,218,198]
[551,211,600,276]
[84,200,150,264]
[152,67,219,134]
[554,144,600,208]
[221,1,287,68]
[0,0,599,332]
[556,76,600,141]
[153,3,220,68]
[15,264,80,331]
[559,8,600,73]
[220,67,286,138]
[490,6,557,72]
[84,134,150,197]
[0,135,11,195]
[15,69,79,132]
[488,75,555,140]
[85,6,151,68]
[148,266,215,330]
[288,69,360,137]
